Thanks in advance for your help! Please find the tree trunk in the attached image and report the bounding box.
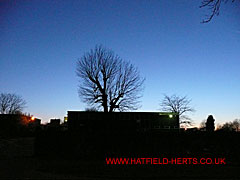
[103,94,108,112]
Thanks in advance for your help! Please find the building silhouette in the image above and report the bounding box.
[0,114,41,136]
[67,111,179,134]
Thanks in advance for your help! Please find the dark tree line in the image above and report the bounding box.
[217,119,240,131]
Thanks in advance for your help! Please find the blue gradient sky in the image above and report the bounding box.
[0,0,240,125]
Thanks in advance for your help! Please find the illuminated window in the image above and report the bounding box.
[164,126,170,129]
[64,117,68,122]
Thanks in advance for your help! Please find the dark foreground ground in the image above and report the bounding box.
[1,132,240,180]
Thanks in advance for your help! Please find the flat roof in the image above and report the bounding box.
[67,111,179,115]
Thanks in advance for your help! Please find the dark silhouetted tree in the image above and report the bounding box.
[76,45,145,112]
[199,119,206,130]
[200,0,237,23]
[160,94,195,127]
[232,119,240,132]
[206,115,215,132]
[218,122,234,131]
[217,119,240,132]
[0,93,26,114]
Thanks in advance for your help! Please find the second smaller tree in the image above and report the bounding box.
[160,94,195,127]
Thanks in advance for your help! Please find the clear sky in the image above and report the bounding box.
[0,0,240,125]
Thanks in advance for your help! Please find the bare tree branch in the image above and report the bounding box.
[76,45,145,112]
[0,93,26,114]
[200,0,236,23]
[160,94,195,126]
[199,119,207,129]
